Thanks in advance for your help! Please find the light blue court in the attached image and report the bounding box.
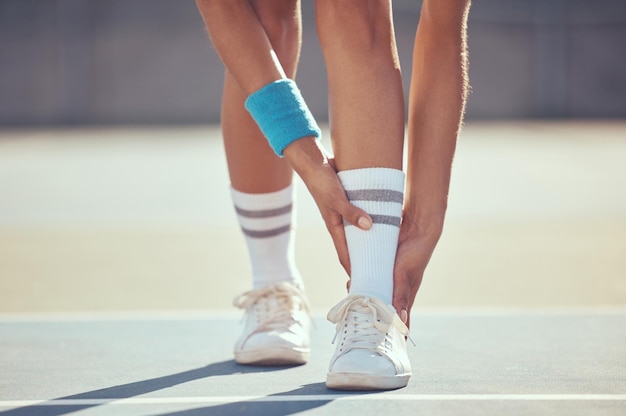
[1,123,625,415]
[1,310,625,415]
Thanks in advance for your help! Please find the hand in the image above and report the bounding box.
[392,218,442,328]
[284,138,372,275]
[306,162,372,275]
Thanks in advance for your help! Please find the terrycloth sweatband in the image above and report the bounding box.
[245,79,321,157]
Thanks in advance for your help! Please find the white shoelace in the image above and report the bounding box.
[233,282,311,333]
[328,295,411,354]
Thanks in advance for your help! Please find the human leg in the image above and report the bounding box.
[316,0,404,171]
[316,0,409,390]
[221,0,302,290]
[196,0,373,289]
[316,0,405,306]
[200,0,310,365]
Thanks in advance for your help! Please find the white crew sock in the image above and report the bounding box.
[338,168,405,305]
[231,184,303,289]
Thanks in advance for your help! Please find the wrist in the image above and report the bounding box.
[245,79,321,156]
[282,137,329,179]
[401,203,447,242]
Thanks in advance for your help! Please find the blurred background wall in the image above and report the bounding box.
[1,0,625,127]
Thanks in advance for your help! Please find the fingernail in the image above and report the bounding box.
[358,216,372,229]
[400,309,408,323]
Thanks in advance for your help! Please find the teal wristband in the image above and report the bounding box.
[245,79,321,157]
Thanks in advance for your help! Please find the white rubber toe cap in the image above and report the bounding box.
[329,349,396,376]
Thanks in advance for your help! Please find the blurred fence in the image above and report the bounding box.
[1,0,625,126]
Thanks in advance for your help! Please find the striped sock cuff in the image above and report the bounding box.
[231,185,294,239]
[337,167,404,304]
[337,168,405,227]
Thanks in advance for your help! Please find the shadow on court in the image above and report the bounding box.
[0,361,347,416]
[148,383,344,416]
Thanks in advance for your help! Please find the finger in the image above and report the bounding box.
[338,200,372,231]
[406,297,415,328]
[392,269,411,324]
[399,309,409,325]
[392,295,410,324]
[327,157,337,171]
[327,221,351,275]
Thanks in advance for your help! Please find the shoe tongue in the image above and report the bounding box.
[350,305,374,319]
[258,295,279,313]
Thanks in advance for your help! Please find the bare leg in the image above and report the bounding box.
[197,0,373,272]
[315,0,404,171]
[316,0,405,295]
[197,0,312,367]
[317,0,411,391]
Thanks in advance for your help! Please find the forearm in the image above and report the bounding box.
[283,137,332,184]
[195,0,286,94]
[404,0,470,239]
[196,0,325,168]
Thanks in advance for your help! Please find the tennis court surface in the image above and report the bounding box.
[1,122,625,415]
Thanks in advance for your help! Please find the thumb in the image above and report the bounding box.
[392,268,410,324]
[339,200,372,231]
[327,157,337,171]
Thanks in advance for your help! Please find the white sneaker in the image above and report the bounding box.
[233,282,311,365]
[326,295,411,390]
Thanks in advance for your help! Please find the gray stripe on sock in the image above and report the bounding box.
[343,215,401,228]
[345,189,403,204]
[241,224,291,238]
[235,203,292,218]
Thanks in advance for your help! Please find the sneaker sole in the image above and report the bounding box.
[326,372,410,391]
[235,347,310,366]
